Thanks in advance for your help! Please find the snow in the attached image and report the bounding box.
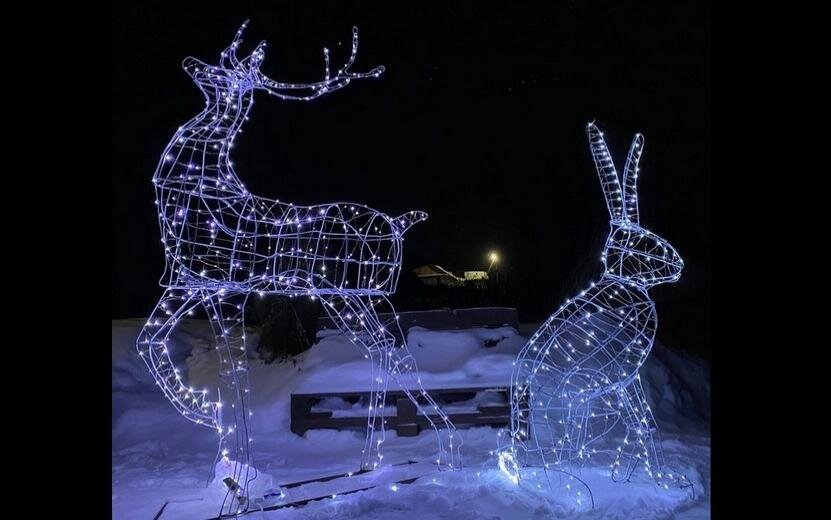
[297,326,526,392]
[112,318,710,519]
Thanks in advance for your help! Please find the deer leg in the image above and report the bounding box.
[321,294,461,470]
[320,294,388,471]
[201,291,256,515]
[383,325,461,469]
[360,342,389,471]
[136,288,216,427]
[363,296,460,469]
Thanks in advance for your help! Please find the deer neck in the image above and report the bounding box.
[153,87,256,194]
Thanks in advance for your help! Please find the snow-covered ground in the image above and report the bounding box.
[112,318,710,519]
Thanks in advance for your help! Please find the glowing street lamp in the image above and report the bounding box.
[487,251,499,273]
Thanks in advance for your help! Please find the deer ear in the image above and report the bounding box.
[586,121,624,220]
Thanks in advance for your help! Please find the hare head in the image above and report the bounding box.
[586,122,683,288]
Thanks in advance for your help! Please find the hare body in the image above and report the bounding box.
[500,122,691,497]
[512,279,654,406]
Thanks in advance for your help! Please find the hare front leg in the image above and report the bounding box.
[614,376,691,492]
[201,291,257,515]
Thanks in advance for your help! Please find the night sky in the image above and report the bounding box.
[112,1,710,357]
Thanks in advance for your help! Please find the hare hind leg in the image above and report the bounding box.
[526,369,597,473]
[530,377,598,507]
[544,368,616,468]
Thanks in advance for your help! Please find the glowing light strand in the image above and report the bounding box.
[497,122,691,503]
[136,21,460,517]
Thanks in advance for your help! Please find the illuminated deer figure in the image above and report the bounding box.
[136,21,459,515]
[497,122,691,504]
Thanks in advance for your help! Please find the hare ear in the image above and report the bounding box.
[622,133,644,224]
[586,121,624,220]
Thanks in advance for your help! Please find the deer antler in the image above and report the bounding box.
[237,39,268,77]
[220,19,249,70]
[255,26,384,101]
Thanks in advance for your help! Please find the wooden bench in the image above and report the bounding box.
[291,386,510,437]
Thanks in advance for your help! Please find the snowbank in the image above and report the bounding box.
[112,318,710,519]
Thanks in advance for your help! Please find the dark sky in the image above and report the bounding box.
[112,1,710,357]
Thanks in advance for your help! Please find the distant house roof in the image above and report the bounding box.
[412,265,489,288]
[412,264,463,281]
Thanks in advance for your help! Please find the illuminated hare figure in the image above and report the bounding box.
[498,122,690,500]
[136,21,460,513]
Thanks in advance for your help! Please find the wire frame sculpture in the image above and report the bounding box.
[497,122,692,505]
[135,21,460,517]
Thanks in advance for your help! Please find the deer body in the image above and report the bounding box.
[155,88,419,295]
[137,22,459,517]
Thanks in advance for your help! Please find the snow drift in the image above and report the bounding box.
[112,318,710,519]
